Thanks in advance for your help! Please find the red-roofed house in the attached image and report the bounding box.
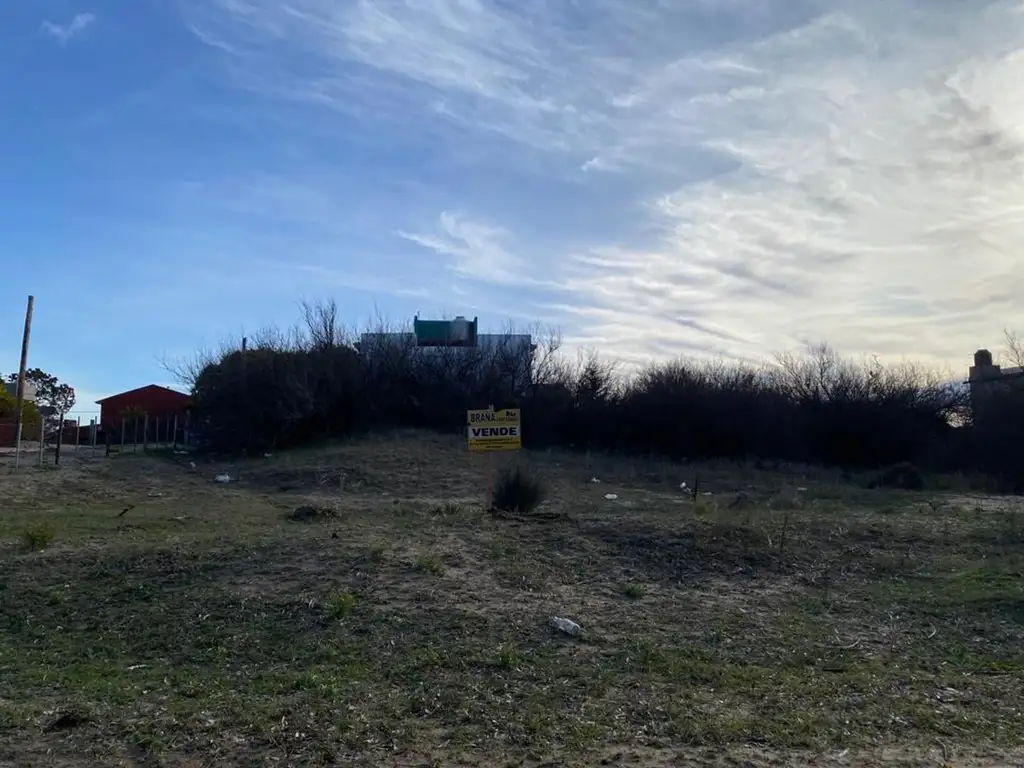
[96,385,190,430]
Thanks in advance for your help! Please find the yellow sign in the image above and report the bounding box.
[467,407,521,452]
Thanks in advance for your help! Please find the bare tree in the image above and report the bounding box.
[300,298,347,351]
[1004,328,1024,369]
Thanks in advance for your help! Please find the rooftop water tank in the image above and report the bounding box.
[450,316,469,343]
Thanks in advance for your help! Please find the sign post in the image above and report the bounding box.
[467,406,522,506]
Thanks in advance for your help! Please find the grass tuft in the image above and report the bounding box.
[619,582,647,599]
[325,590,357,619]
[496,644,519,669]
[491,465,546,514]
[414,552,445,575]
[21,522,55,551]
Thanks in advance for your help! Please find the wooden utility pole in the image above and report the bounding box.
[13,295,34,470]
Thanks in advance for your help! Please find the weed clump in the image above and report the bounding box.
[325,590,357,619]
[491,466,546,514]
[22,522,55,551]
[414,552,445,575]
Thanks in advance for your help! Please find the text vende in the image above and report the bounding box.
[470,426,519,438]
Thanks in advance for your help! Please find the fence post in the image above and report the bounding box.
[172,414,178,449]
[38,418,45,466]
[142,414,149,452]
[120,417,126,452]
[74,418,80,451]
[90,419,97,456]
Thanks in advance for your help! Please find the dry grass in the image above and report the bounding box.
[2,431,1024,767]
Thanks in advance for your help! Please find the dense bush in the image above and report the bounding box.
[168,300,1024,486]
[0,387,42,427]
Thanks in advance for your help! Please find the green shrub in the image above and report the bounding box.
[0,388,41,427]
[491,466,545,514]
[325,590,357,619]
[22,522,55,551]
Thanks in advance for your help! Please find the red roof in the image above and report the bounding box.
[95,384,189,405]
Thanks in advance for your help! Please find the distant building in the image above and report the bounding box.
[359,316,535,355]
[357,315,537,390]
[96,384,190,429]
[3,380,38,402]
[968,349,1024,423]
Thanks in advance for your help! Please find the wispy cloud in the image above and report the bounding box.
[41,13,96,45]
[398,212,531,286]
[183,0,1024,368]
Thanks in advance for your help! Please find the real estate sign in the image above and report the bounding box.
[467,407,521,452]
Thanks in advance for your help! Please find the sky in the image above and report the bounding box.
[2,0,1024,419]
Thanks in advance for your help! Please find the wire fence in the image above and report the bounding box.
[1,413,193,469]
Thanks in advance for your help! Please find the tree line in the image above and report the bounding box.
[166,300,1024,489]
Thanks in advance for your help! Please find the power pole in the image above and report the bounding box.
[13,295,34,470]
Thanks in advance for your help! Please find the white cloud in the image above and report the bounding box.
[398,212,532,286]
[41,13,96,45]
[185,0,1024,370]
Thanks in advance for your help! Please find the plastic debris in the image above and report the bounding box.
[604,493,618,501]
[796,486,808,492]
[214,473,231,483]
[550,616,582,637]
[188,461,196,469]
[680,482,688,490]
[590,477,601,484]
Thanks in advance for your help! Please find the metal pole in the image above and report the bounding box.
[13,295,34,470]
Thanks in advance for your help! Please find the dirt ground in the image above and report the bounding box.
[2,431,1023,767]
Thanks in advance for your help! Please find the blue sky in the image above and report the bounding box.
[3,0,1024,419]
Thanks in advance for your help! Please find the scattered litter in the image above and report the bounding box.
[147,492,163,498]
[214,473,231,483]
[679,482,688,490]
[126,664,148,671]
[550,616,582,637]
[796,486,808,492]
[604,493,618,501]
[702,492,713,496]
[173,450,188,455]
[188,461,196,469]
[589,477,601,484]
[264,453,272,458]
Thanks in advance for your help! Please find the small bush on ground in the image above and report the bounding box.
[22,522,55,551]
[491,466,546,514]
[325,590,357,620]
